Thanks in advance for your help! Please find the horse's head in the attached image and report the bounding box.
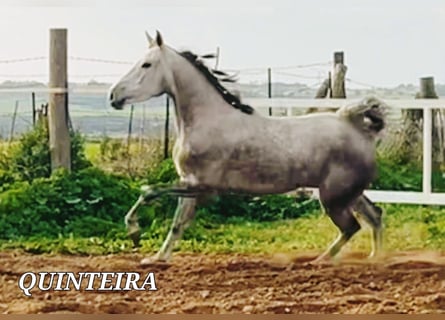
[109,31,170,109]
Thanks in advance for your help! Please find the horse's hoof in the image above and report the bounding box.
[140,256,171,269]
[308,255,332,266]
[367,252,384,262]
[128,229,141,248]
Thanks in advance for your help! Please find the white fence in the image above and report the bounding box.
[245,98,445,205]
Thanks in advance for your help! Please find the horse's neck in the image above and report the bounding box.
[166,51,232,135]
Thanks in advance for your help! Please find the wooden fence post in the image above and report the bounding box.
[8,100,19,144]
[127,104,135,146]
[139,104,146,151]
[328,71,332,98]
[314,78,330,99]
[127,104,135,174]
[164,96,170,159]
[31,92,36,127]
[306,77,331,114]
[48,28,71,172]
[268,68,272,116]
[332,51,347,99]
[402,77,438,165]
[417,77,441,172]
[418,77,438,99]
[306,52,346,114]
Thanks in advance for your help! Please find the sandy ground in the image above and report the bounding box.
[1,251,444,314]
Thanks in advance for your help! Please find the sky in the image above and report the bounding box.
[0,0,444,88]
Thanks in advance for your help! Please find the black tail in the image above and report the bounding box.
[337,97,386,137]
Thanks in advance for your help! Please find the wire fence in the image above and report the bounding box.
[0,93,172,141]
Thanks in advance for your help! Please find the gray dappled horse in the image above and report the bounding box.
[109,31,385,266]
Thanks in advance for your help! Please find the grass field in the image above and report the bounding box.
[1,203,444,256]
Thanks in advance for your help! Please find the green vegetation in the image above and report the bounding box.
[1,204,444,255]
[0,123,90,190]
[372,150,445,192]
[0,124,445,255]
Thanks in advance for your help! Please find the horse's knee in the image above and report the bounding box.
[354,195,383,229]
[343,221,361,239]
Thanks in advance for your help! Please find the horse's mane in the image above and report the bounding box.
[179,51,254,115]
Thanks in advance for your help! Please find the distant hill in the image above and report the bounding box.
[1,80,444,98]
[0,80,46,89]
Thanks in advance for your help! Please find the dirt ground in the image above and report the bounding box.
[1,250,444,314]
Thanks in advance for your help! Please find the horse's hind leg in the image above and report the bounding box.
[141,197,197,265]
[314,164,371,262]
[353,194,384,258]
[315,206,361,262]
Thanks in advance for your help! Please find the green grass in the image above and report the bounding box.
[84,142,101,162]
[1,204,444,255]
[178,204,445,254]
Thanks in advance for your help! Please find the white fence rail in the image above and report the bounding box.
[245,98,445,205]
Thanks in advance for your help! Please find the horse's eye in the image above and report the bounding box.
[141,62,152,68]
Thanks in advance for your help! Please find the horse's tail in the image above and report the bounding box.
[336,97,386,138]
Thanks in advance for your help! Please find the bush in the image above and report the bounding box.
[144,158,178,185]
[371,156,423,191]
[372,154,445,192]
[0,167,139,239]
[0,122,90,190]
[199,194,319,223]
[93,137,167,178]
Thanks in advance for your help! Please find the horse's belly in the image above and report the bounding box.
[217,161,301,194]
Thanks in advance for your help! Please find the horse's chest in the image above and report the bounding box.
[172,140,224,181]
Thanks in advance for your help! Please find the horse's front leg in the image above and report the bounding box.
[124,184,198,247]
[143,197,197,265]
[125,194,145,247]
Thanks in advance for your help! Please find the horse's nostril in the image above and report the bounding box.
[110,92,114,100]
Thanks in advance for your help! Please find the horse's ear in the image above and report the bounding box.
[155,30,163,47]
[145,31,154,45]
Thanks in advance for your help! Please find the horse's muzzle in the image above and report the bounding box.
[111,98,126,110]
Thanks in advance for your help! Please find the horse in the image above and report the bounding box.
[109,30,386,266]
